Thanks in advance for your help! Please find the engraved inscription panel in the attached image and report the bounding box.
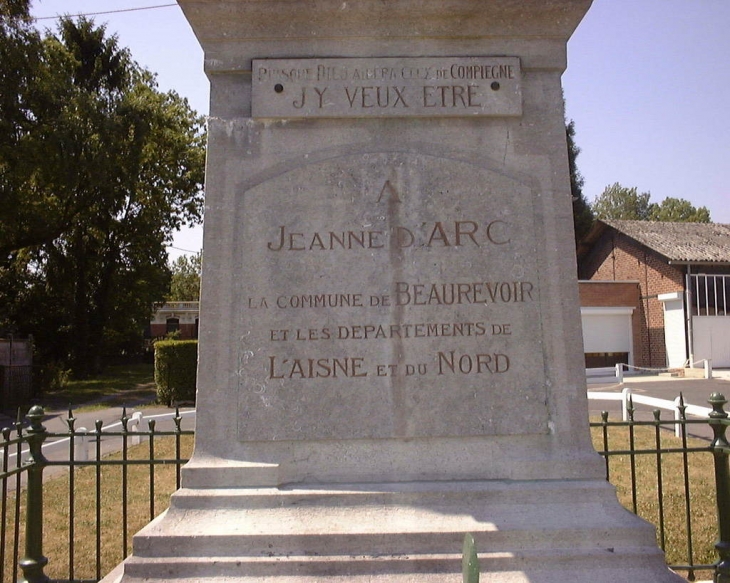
[252,57,522,118]
[236,153,546,441]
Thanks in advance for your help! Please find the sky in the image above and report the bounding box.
[30,0,730,261]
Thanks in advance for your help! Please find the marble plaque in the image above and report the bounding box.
[236,152,547,441]
[252,57,522,118]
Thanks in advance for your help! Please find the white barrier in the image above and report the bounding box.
[588,387,712,437]
[586,365,621,384]
[6,409,196,466]
[615,360,713,380]
[689,358,713,379]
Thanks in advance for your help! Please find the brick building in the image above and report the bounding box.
[578,280,641,369]
[148,301,200,340]
[577,220,730,369]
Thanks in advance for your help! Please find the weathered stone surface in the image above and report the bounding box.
[237,153,544,441]
[101,0,685,581]
[252,57,522,118]
[105,480,683,582]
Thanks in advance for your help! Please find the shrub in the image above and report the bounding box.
[154,340,198,405]
[36,360,71,392]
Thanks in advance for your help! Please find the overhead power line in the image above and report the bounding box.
[34,3,178,21]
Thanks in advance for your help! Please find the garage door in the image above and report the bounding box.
[581,307,634,367]
[693,316,730,368]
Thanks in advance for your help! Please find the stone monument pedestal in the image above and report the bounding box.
[112,479,680,582]
[103,1,684,581]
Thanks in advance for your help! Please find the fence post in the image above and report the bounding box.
[616,363,624,384]
[18,405,49,583]
[708,392,730,582]
[130,411,143,446]
[621,387,632,421]
[74,427,89,462]
[674,396,683,438]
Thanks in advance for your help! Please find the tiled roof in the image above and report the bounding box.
[603,220,730,263]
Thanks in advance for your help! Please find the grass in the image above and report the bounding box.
[590,419,718,581]
[2,433,194,583]
[1,419,722,582]
[42,363,156,411]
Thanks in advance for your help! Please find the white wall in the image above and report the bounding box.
[693,316,730,368]
[659,293,687,369]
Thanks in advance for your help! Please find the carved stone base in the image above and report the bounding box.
[102,479,683,583]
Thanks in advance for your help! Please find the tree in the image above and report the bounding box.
[167,253,202,301]
[592,183,712,224]
[0,0,57,257]
[0,12,205,378]
[649,197,711,223]
[0,0,32,19]
[566,119,593,245]
[591,183,653,221]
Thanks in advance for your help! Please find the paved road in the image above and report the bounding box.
[588,370,730,442]
[1,392,195,435]
[1,400,195,483]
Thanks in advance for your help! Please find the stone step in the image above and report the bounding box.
[133,519,655,557]
[107,479,682,583]
[131,480,659,558]
[168,478,620,509]
[116,547,679,583]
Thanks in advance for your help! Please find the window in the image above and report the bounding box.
[688,274,730,316]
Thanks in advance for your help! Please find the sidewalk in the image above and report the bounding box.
[589,369,730,403]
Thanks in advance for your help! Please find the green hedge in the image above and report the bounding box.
[154,340,198,405]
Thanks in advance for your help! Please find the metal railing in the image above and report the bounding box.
[3,397,730,582]
[1,406,194,583]
[590,392,730,581]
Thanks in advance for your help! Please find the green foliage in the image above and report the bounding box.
[154,340,198,405]
[0,0,32,20]
[592,183,712,225]
[35,361,72,393]
[0,15,205,378]
[649,197,711,223]
[462,533,479,583]
[566,119,594,246]
[167,252,202,301]
[592,183,653,221]
[165,329,182,340]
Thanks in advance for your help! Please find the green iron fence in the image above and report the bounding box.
[591,392,730,581]
[1,406,193,583]
[2,394,730,582]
